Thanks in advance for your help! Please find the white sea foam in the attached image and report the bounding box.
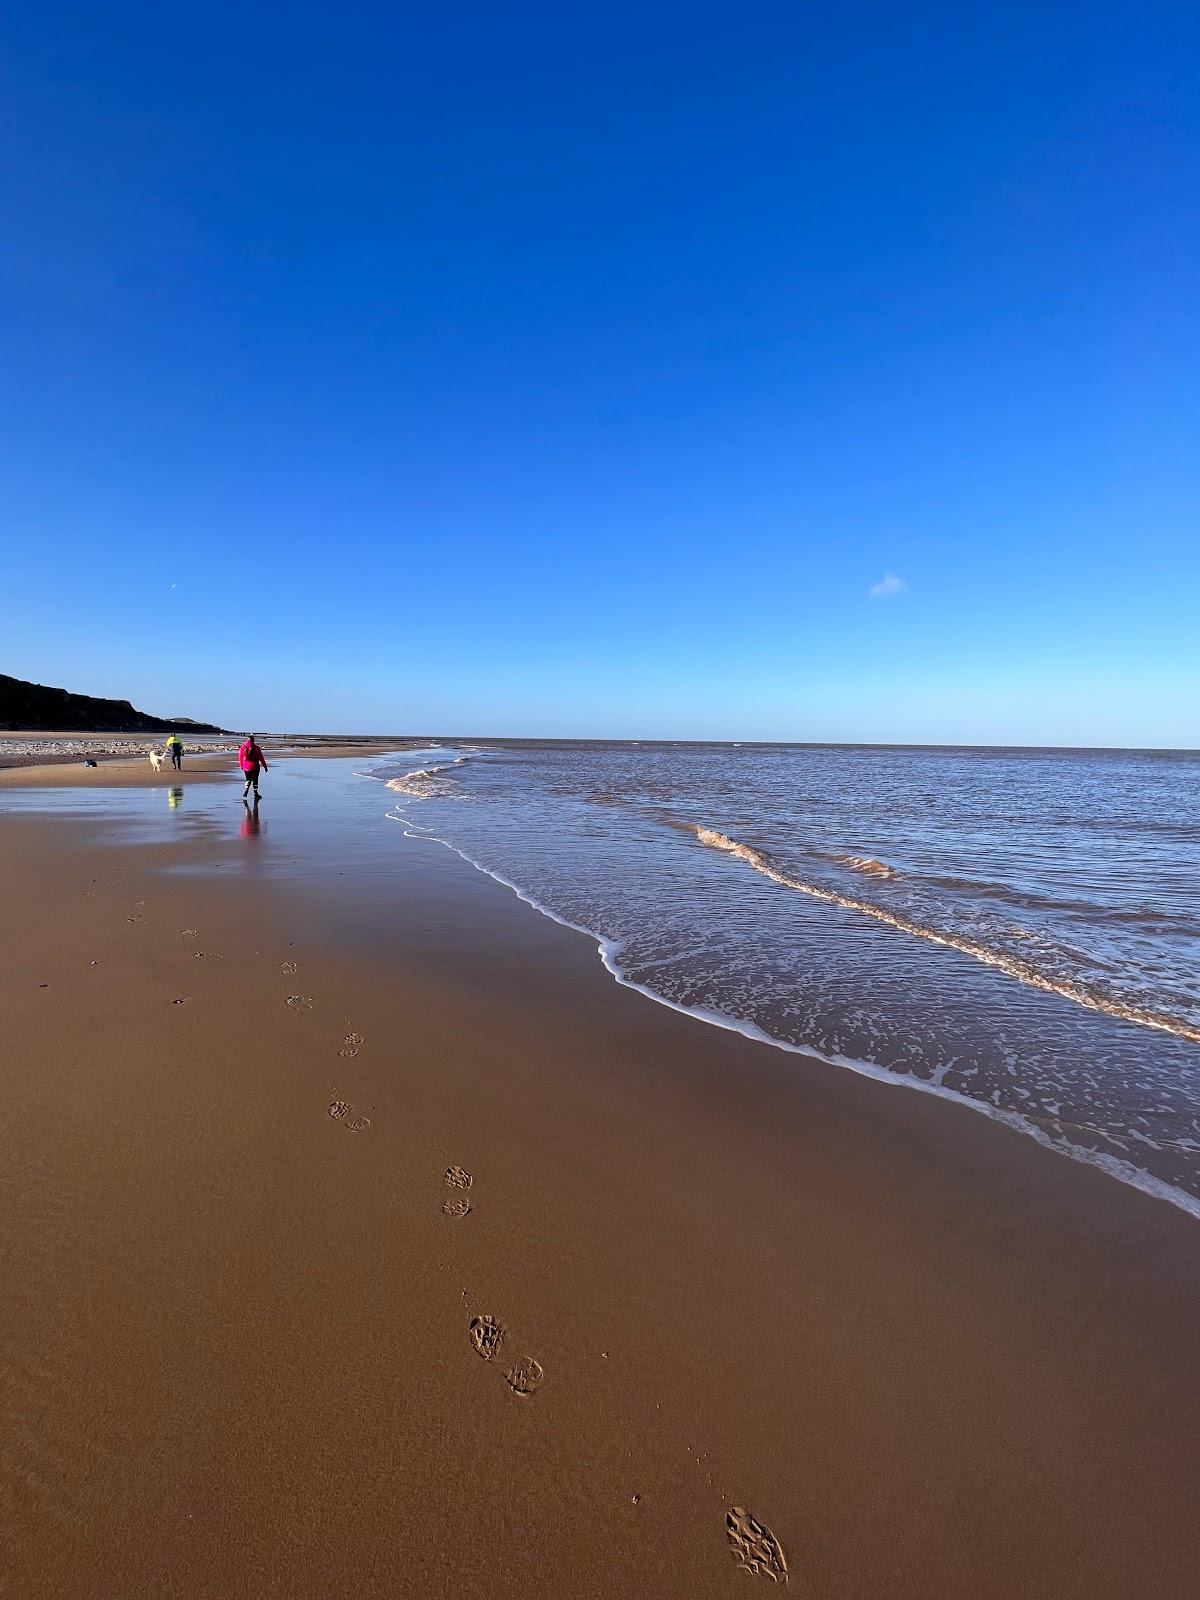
[385,756,471,798]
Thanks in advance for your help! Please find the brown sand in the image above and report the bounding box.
[1,792,1197,1598]
[0,752,232,786]
[0,741,396,786]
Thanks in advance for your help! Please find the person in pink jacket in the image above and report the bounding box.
[239,734,268,801]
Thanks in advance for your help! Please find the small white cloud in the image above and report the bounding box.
[169,582,177,589]
[869,573,905,598]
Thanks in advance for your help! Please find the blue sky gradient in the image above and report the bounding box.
[2,3,1197,742]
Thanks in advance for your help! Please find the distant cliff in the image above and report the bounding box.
[0,673,226,733]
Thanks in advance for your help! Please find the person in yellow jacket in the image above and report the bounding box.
[164,732,183,772]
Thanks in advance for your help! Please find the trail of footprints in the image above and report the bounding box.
[328,1098,371,1132]
[249,944,781,1578]
[172,928,222,962]
[330,1014,370,1127]
[446,1169,545,1398]
[467,1310,544,1397]
[442,1160,786,1576]
[277,961,374,1134]
[281,964,373,1133]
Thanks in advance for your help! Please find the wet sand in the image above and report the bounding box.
[1,780,1198,1598]
[0,752,232,786]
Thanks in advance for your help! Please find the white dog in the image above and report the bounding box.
[148,750,163,773]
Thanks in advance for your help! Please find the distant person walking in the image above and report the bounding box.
[239,734,268,801]
[165,732,183,771]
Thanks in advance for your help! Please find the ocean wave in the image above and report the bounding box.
[385,756,471,799]
[694,827,1200,1045]
[912,871,1196,930]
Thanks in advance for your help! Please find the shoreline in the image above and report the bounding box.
[2,762,1198,1597]
[387,804,1200,1226]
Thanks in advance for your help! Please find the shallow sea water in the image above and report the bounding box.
[375,742,1200,1217]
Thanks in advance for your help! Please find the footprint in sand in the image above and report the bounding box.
[328,1098,371,1132]
[726,1506,788,1584]
[339,1028,364,1060]
[281,960,297,975]
[505,1356,544,1397]
[442,1197,472,1218]
[286,994,314,1010]
[444,1166,472,1191]
[469,1316,504,1361]
[181,929,198,940]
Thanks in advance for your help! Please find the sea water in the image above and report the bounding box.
[373,741,1200,1216]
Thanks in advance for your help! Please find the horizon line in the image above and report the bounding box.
[263,733,1200,756]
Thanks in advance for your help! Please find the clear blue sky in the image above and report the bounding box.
[2,3,1197,743]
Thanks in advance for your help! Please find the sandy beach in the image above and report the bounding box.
[0,734,407,782]
[2,755,1198,1599]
